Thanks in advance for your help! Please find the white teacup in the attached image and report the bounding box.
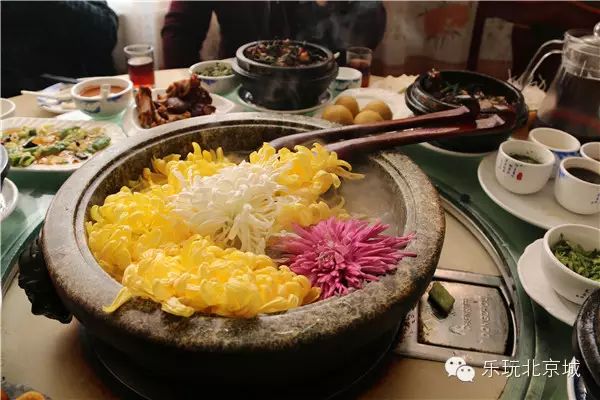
[554,157,600,215]
[330,67,362,94]
[581,142,600,163]
[529,127,581,178]
[71,77,133,119]
[495,140,555,194]
[541,224,600,305]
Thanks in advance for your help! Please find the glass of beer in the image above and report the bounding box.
[347,47,372,87]
[124,44,155,88]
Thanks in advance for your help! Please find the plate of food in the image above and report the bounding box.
[477,152,599,229]
[123,75,236,135]
[0,117,126,172]
[316,88,411,125]
[1,378,51,400]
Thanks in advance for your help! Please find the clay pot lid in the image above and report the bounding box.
[42,113,444,353]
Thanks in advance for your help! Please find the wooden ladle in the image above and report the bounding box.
[268,106,514,158]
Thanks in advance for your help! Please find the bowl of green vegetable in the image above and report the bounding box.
[189,59,239,94]
[542,224,600,305]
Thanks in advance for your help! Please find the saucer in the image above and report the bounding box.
[478,153,599,229]
[517,239,580,326]
[236,87,332,115]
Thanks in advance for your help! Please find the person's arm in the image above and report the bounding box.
[161,1,213,68]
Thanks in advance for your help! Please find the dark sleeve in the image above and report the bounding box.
[4,1,119,54]
[58,1,118,75]
[0,0,118,90]
[161,1,213,68]
[294,1,387,53]
[55,1,118,49]
[334,1,386,50]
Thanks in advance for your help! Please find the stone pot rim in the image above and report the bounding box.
[42,112,444,353]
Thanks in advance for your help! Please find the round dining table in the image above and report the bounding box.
[1,69,574,400]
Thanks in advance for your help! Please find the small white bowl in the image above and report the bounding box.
[541,224,600,305]
[581,142,600,163]
[495,140,555,194]
[189,60,239,94]
[554,157,600,215]
[0,98,16,119]
[330,67,362,93]
[71,77,133,119]
[529,127,581,178]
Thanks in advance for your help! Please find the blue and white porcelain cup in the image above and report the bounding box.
[71,77,133,119]
[329,67,362,95]
[529,127,581,178]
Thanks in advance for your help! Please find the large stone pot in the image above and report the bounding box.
[32,113,444,385]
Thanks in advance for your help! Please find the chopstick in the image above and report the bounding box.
[40,73,80,84]
[269,106,474,150]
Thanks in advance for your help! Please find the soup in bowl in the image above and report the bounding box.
[71,77,133,118]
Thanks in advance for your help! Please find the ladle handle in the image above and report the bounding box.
[327,115,506,159]
[269,106,473,150]
[18,232,73,324]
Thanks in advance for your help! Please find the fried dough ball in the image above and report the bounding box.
[354,110,384,124]
[321,105,354,125]
[363,100,393,120]
[16,391,45,400]
[334,96,360,117]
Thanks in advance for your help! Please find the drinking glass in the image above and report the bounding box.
[124,44,155,88]
[347,47,373,87]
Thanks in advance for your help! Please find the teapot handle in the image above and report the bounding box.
[516,39,563,88]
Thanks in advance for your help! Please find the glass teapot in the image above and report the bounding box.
[518,24,600,142]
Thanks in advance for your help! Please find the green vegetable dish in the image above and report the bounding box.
[199,62,233,77]
[1,125,111,167]
[552,235,600,282]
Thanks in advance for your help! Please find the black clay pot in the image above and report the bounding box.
[405,70,528,153]
[234,40,338,110]
[572,288,600,399]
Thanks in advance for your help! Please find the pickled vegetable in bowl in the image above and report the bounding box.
[87,142,416,318]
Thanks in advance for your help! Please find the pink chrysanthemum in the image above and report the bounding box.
[276,217,416,299]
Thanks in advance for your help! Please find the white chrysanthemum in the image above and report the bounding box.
[170,161,296,254]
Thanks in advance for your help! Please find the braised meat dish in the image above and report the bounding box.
[136,75,216,129]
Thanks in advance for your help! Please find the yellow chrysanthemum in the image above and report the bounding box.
[87,142,360,318]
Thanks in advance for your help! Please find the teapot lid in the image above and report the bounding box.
[579,22,600,44]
